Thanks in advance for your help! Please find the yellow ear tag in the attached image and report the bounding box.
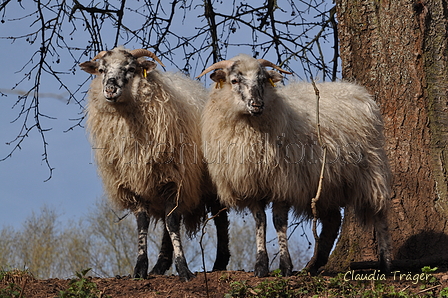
[215,79,224,89]
[143,69,147,79]
[268,78,276,88]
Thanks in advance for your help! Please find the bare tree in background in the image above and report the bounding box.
[0,0,337,179]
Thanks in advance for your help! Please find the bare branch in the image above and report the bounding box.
[199,207,227,297]
[310,79,327,268]
[1,0,337,180]
[203,0,221,63]
[113,0,126,47]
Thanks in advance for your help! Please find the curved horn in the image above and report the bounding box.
[257,59,292,74]
[129,49,165,67]
[196,60,235,78]
[91,51,108,61]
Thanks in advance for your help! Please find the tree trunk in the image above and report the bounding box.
[326,0,448,272]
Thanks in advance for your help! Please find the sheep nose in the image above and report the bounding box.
[249,99,264,115]
[250,100,263,108]
[104,78,121,100]
[105,84,118,94]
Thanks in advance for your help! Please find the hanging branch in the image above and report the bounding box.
[329,6,339,82]
[310,79,327,258]
[1,0,336,182]
[113,0,126,47]
[151,0,179,56]
[266,0,282,62]
[203,0,221,63]
[1,0,61,181]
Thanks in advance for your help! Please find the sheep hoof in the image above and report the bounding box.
[254,266,269,278]
[212,252,231,271]
[150,256,172,275]
[175,256,196,281]
[149,266,168,276]
[133,255,149,279]
[279,266,293,277]
[254,252,269,277]
[279,255,293,277]
[212,263,228,271]
[178,270,196,282]
[379,254,392,273]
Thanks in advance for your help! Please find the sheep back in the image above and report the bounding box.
[202,80,390,223]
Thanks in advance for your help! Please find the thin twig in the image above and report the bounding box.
[18,278,27,298]
[204,0,221,63]
[417,284,441,294]
[311,79,327,250]
[99,287,108,298]
[167,180,182,218]
[199,207,227,298]
[113,0,126,47]
[112,209,130,224]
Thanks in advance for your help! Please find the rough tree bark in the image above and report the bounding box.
[326,0,448,272]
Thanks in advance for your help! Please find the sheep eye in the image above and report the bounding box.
[231,79,238,84]
[128,67,136,73]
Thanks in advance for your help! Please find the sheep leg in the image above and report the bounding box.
[210,201,230,271]
[272,201,293,276]
[133,210,149,279]
[252,203,269,277]
[165,202,195,281]
[373,210,392,272]
[149,225,174,275]
[305,208,341,275]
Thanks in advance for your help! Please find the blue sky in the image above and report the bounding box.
[0,1,344,275]
[0,0,334,240]
[0,2,113,228]
[0,55,103,228]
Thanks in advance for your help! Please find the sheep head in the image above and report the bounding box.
[197,54,291,116]
[79,48,165,102]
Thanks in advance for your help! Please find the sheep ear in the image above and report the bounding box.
[267,70,284,83]
[79,61,99,75]
[138,60,157,73]
[210,70,226,83]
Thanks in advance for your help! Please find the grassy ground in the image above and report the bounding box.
[2,266,448,297]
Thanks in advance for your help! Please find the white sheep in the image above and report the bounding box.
[79,47,230,281]
[197,54,392,277]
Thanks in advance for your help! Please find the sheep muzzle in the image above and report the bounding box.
[248,99,264,116]
[103,78,123,102]
[247,83,264,116]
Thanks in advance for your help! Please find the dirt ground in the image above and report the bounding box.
[5,269,448,298]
